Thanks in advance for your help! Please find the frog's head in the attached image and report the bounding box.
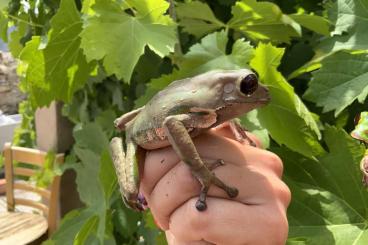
[216,69,270,106]
[200,69,270,121]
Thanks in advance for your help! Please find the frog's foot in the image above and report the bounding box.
[228,120,257,147]
[122,193,147,212]
[194,171,238,211]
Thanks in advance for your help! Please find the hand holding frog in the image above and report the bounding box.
[140,126,291,245]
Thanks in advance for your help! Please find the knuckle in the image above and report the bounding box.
[264,152,284,177]
[263,208,289,244]
[273,181,292,208]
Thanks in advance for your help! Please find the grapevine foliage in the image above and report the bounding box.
[1,0,368,244]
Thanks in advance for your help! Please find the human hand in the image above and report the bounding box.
[140,125,291,245]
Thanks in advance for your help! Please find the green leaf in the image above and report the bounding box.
[0,0,9,9]
[240,110,270,148]
[250,43,323,157]
[99,149,117,204]
[80,0,176,81]
[44,0,95,103]
[136,30,254,106]
[95,109,117,139]
[289,13,330,36]
[228,0,301,43]
[112,200,141,238]
[0,11,8,41]
[304,52,368,116]
[279,126,368,244]
[18,36,52,108]
[31,151,59,188]
[49,209,96,245]
[328,0,367,35]
[50,123,115,244]
[74,215,99,245]
[317,0,368,56]
[176,1,224,37]
[8,19,27,57]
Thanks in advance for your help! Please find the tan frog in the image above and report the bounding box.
[110,69,270,211]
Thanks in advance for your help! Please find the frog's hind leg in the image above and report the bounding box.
[163,114,238,211]
[110,137,142,211]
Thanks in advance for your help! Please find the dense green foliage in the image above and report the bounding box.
[1,0,368,244]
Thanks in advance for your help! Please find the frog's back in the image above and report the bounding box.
[129,76,220,149]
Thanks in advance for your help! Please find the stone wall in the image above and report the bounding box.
[0,52,26,115]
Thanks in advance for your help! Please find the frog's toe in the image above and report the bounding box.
[122,195,146,212]
[205,159,225,171]
[211,175,239,199]
[195,199,207,211]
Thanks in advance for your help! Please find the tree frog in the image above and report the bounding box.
[110,69,270,211]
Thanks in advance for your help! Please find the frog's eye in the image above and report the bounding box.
[240,74,258,95]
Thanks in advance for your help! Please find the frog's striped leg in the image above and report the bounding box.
[110,137,142,211]
[163,114,238,211]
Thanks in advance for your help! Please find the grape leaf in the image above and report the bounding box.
[0,0,9,9]
[18,36,52,108]
[304,52,368,116]
[278,126,368,244]
[228,0,301,43]
[250,43,323,157]
[8,18,27,57]
[176,1,225,38]
[289,13,330,36]
[44,0,95,103]
[240,110,270,148]
[49,123,116,244]
[328,0,368,35]
[317,0,368,56]
[135,30,254,106]
[80,0,176,82]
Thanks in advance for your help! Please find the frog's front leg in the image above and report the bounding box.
[228,119,257,146]
[163,114,239,211]
[110,136,142,211]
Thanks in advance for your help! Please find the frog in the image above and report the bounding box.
[110,69,270,212]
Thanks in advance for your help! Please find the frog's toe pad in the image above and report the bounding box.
[227,187,239,198]
[195,200,207,211]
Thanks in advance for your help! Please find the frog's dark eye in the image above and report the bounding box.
[240,74,258,95]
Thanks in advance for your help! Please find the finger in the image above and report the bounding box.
[166,231,214,245]
[169,198,288,245]
[146,160,289,229]
[141,131,283,196]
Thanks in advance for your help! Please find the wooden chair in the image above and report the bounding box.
[0,143,64,244]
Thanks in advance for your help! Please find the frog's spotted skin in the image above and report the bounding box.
[110,69,270,211]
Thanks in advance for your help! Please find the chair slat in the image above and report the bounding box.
[14,198,49,215]
[13,167,36,177]
[13,182,50,200]
[11,147,47,166]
